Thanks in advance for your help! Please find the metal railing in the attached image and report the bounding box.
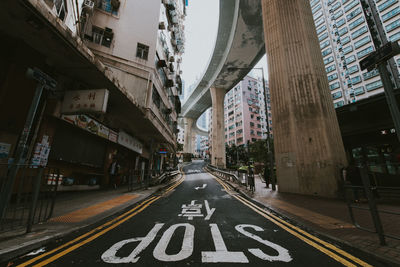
[125,168,180,192]
[0,164,59,234]
[344,166,400,245]
[206,164,241,184]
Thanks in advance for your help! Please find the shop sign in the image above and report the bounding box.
[61,89,109,114]
[31,135,51,167]
[0,143,11,159]
[108,130,118,143]
[118,131,143,154]
[62,114,113,141]
[159,148,168,154]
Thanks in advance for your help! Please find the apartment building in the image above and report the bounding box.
[208,75,272,152]
[311,0,400,108]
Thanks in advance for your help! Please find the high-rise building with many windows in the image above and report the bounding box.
[310,0,400,108]
[208,75,272,149]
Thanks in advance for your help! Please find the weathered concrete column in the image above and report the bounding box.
[262,0,347,197]
[183,117,194,153]
[210,87,226,168]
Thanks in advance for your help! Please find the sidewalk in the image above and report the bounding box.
[228,174,400,266]
[0,175,181,263]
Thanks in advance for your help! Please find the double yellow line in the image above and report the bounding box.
[18,176,185,267]
[213,175,372,267]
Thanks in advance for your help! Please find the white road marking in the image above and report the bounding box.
[101,223,164,263]
[153,223,195,262]
[178,200,204,220]
[204,200,215,220]
[26,247,46,256]
[195,184,207,190]
[235,224,292,262]
[202,224,249,263]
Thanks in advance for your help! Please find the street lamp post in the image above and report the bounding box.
[227,67,276,190]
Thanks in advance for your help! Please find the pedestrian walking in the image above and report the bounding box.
[108,157,120,189]
[263,165,270,188]
[343,160,363,202]
[248,162,255,193]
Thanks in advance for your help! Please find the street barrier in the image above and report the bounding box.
[0,164,59,234]
[344,165,400,245]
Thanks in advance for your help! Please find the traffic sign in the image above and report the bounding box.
[360,42,400,71]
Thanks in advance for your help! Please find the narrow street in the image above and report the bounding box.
[8,161,385,267]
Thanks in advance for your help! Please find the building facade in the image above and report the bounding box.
[310,0,400,108]
[0,0,185,190]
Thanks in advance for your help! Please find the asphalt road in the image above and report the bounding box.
[8,160,389,266]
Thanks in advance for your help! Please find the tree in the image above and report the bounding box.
[177,143,184,152]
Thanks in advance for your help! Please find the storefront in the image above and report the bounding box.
[337,91,400,186]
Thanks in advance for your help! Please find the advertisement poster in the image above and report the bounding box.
[31,135,51,167]
[0,142,11,159]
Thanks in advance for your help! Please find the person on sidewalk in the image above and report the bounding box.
[108,157,120,189]
[248,162,255,193]
[343,160,363,202]
[263,165,270,188]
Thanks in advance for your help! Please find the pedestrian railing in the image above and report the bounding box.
[206,164,240,184]
[125,169,181,192]
[344,166,400,245]
[0,164,59,234]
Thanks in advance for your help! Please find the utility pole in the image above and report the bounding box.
[360,0,400,143]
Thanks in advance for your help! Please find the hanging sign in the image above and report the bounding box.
[61,89,109,114]
[118,131,143,154]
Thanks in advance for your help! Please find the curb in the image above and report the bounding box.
[0,172,183,263]
[207,168,399,267]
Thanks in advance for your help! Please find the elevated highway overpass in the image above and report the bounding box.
[181,0,347,198]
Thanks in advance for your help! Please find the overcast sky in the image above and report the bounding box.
[181,0,269,89]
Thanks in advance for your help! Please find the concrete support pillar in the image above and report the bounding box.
[210,87,226,168]
[261,0,347,197]
[183,117,194,153]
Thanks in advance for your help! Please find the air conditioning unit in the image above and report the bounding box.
[83,0,95,10]
[159,22,166,30]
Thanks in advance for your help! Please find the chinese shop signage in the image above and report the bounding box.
[118,131,143,154]
[61,89,109,114]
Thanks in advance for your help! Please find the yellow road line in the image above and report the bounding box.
[33,196,161,267]
[212,174,372,267]
[19,177,185,267]
[17,196,156,267]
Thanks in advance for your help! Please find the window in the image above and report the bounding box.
[326,64,336,73]
[54,0,67,21]
[354,86,365,96]
[92,26,114,48]
[136,43,149,60]
[348,17,364,30]
[378,0,399,13]
[250,122,255,127]
[351,26,368,39]
[347,65,359,74]
[382,7,400,22]
[97,0,120,15]
[328,73,338,81]
[386,19,400,32]
[357,46,373,59]
[334,100,344,108]
[332,91,342,100]
[354,35,371,49]
[346,7,361,21]
[366,80,383,91]
[345,55,356,64]
[363,69,379,80]
[330,82,340,90]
